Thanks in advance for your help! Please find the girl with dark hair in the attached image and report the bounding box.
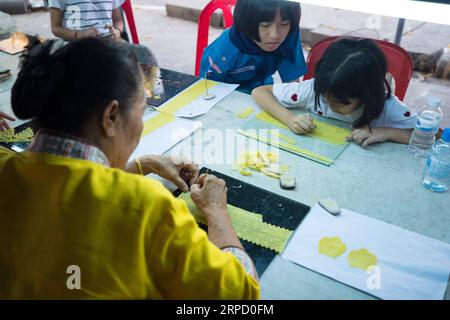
[253,38,417,147]
[200,0,306,93]
[0,38,259,299]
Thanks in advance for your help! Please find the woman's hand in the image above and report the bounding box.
[347,126,388,147]
[287,114,316,134]
[138,155,199,192]
[0,112,16,131]
[190,174,228,218]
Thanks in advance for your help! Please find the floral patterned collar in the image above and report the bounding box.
[28,130,110,167]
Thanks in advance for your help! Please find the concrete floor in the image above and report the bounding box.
[4,0,450,127]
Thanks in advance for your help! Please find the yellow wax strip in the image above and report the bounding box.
[236,107,254,119]
[271,131,296,145]
[256,112,351,145]
[0,127,34,143]
[310,121,351,146]
[141,112,176,137]
[237,129,334,166]
[179,193,291,253]
[158,79,219,115]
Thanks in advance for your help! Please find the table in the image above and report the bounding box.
[170,90,450,300]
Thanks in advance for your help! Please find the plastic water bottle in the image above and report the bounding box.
[408,96,443,158]
[422,128,450,192]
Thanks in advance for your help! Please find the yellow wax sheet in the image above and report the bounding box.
[157,79,219,115]
[271,131,296,145]
[236,107,254,119]
[347,248,378,271]
[256,111,351,146]
[141,112,176,137]
[0,127,34,143]
[318,236,347,258]
[237,129,334,166]
[178,193,292,253]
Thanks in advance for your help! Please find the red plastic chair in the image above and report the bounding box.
[304,36,414,101]
[195,0,236,77]
[122,0,139,44]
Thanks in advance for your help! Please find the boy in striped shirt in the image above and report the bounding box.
[49,0,125,41]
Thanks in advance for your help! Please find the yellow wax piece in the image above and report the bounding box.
[0,127,34,143]
[318,236,347,258]
[236,107,254,119]
[348,248,378,270]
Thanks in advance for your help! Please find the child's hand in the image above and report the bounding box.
[0,111,15,131]
[347,126,388,147]
[77,28,99,39]
[106,24,122,41]
[287,114,316,135]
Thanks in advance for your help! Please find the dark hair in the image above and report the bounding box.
[233,0,301,42]
[313,38,392,128]
[11,37,142,135]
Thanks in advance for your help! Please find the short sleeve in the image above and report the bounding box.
[48,0,65,10]
[277,31,307,82]
[113,0,125,9]
[272,79,316,110]
[371,95,417,129]
[146,194,260,300]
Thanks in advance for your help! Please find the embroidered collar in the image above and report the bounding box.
[28,130,110,167]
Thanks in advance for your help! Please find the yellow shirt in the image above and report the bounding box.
[0,147,260,299]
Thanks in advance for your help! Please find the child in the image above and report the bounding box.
[252,38,417,147]
[49,0,125,41]
[200,0,306,93]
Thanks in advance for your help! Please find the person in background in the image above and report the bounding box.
[200,0,306,93]
[49,0,125,41]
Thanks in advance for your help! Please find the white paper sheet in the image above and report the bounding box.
[282,204,450,300]
[130,112,201,159]
[156,80,238,118]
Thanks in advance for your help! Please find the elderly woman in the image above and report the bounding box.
[0,38,259,299]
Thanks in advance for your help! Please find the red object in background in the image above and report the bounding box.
[304,36,414,101]
[122,0,139,44]
[195,0,236,77]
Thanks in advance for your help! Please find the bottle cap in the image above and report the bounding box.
[442,128,450,142]
[427,96,442,108]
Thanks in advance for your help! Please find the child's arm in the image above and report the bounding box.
[349,127,413,147]
[108,8,125,41]
[50,8,98,41]
[252,85,316,134]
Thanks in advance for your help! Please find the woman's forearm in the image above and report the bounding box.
[203,207,243,250]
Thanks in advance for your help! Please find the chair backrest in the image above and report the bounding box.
[195,0,236,77]
[304,36,414,101]
[121,0,139,44]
